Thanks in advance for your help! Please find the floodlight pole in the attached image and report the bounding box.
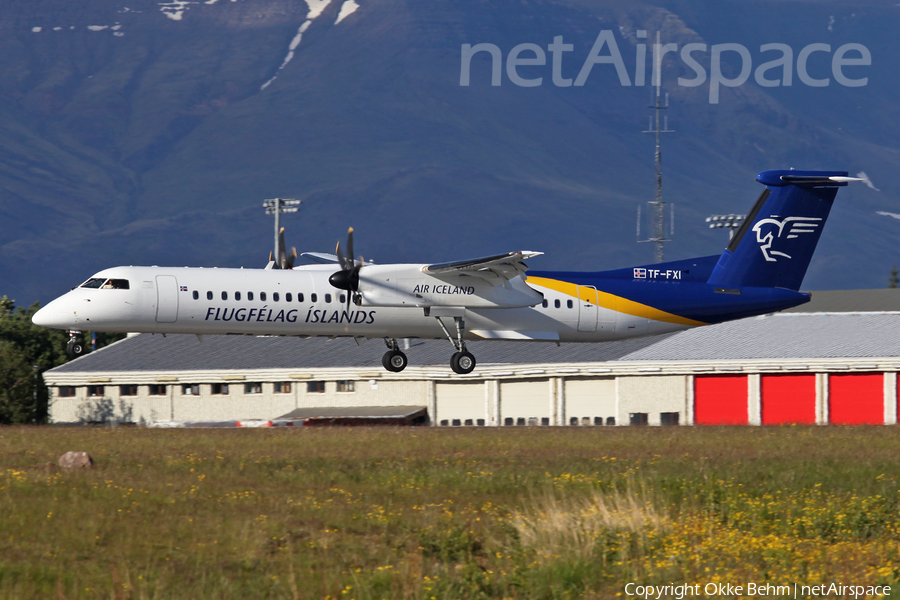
[263,198,301,261]
[705,214,746,240]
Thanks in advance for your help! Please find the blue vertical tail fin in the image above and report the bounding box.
[707,170,853,291]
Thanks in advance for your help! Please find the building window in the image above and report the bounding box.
[582,417,592,426]
[541,417,550,426]
[504,418,514,426]
[274,382,292,394]
[192,291,199,300]
[244,382,262,394]
[182,384,200,395]
[660,412,680,426]
[336,380,355,393]
[119,385,138,396]
[440,419,449,426]
[149,384,167,396]
[307,381,325,393]
[594,417,604,426]
[629,413,648,426]
[476,419,485,426]
[516,417,526,426]
[286,293,292,302]
[273,292,280,302]
[452,419,461,427]
[206,291,213,300]
[57,386,76,397]
[554,299,560,308]
[235,291,241,301]
[569,416,579,426]
[260,292,267,301]
[87,385,104,397]
[211,383,229,395]
[606,416,616,426]
[464,419,473,426]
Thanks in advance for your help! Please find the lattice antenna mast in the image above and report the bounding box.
[637,31,675,263]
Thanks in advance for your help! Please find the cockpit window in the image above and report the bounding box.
[80,278,130,289]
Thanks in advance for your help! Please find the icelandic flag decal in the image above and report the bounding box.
[633,268,646,279]
[180,286,188,292]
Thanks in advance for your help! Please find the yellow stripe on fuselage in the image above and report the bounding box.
[526,276,707,327]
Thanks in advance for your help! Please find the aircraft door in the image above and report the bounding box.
[155,275,179,323]
[576,286,598,332]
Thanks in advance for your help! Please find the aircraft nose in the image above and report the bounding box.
[32,300,74,329]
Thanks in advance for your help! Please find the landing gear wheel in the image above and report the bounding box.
[66,338,85,358]
[382,350,408,372]
[450,350,476,375]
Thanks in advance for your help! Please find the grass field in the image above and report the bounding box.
[1,426,899,599]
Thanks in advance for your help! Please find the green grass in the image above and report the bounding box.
[1,426,899,599]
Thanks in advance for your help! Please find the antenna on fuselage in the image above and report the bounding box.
[637,31,675,263]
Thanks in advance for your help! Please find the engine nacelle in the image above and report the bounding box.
[355,264,543,308]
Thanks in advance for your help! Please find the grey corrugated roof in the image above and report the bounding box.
[278,406,426,419]
[48,312,900,375]
[50,331,671,373]
[621,313,900,361]
[786,289,900,313]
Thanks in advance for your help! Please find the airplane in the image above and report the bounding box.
[33,169,859,374]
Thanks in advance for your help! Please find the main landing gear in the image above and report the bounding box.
[382,338,408,372]
[65,331,86,358]
[435,315,476,375]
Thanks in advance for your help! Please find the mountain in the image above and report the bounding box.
[1,0,898,305]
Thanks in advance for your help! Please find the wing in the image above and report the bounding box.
[423,251,543,282]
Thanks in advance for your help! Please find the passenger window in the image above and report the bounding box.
[273,292,280,302]
[260,292,267,301]
[567,299,573,309]
[248,292,254,301]
[221,291,228,301]
[554,299,560,309]
[542,299,548,308]
[325,294,332,303]
[235,291,241,301]
[207,291,213,300]
[298,293,304,302]
[286,293,292,302]
[339,294,346,304]
[311,293,318,302]
[192,291,199,300]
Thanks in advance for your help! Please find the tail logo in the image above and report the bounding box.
[752,216,822,262]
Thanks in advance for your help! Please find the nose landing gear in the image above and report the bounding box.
[65,331,86,358]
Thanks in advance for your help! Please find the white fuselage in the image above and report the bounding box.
[32,265,693,343]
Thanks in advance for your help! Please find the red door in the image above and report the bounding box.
[829,373,883,425]
[761,374,816,425]
[694,375,748,425]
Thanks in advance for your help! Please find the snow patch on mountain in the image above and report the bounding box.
[260,0,336,91]
[335,0,358,24]
[160,0,193,21]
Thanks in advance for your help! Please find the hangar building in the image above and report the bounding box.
[42,290,900,427]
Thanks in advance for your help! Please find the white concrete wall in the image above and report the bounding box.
[616,375,687,426]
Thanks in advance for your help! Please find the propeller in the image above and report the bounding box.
[329,227,363,310]
[268,227,297,269]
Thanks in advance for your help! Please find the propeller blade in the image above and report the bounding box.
[278,227,288,268]
[286,248,297,270]
[335,240,347,270]
[346,227,354,269]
